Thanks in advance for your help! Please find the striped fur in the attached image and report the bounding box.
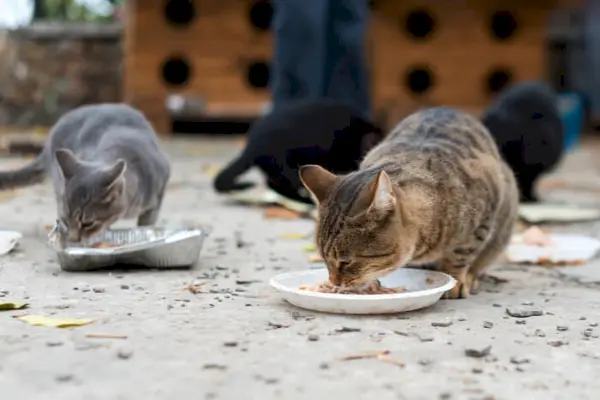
[299,107,519,299]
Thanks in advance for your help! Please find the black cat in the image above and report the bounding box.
[213,98,384,204]
[481,81,565,203]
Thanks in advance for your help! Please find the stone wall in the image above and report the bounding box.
[0,22,122,127]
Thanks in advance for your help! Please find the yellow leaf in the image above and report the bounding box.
[279,233,309,240]
[200,164,222,178]
[0,191,17,201]
[263,207,301,220]
[15,315,95,328]
[0,301,29,311]
[302,243,316,252]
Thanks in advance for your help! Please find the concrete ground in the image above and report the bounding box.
[1,136,600,400]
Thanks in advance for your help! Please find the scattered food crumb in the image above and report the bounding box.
[236,279,262,285]
[335,326,361,333]
[465,345,492,358]
[308,334,319,342]
[116,348,133,360]
[339,350,405,367]
[557,325,569,332]
[223,341,238,347]
[431,321,453,327]
[506,308,543,318]
[510,356,530,364]
[548,340,567,348]
[203,364,228,370]
[86,333,128,340]
[55,374,74,383]
[483,321,494,329]
[183,282,206,294]
[267,321,290,330]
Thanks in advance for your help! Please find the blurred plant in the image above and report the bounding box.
[32,0,124,22]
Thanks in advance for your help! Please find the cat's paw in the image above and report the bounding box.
[443,278,470,300]
[466,273,480,295]
[443,273,480,299]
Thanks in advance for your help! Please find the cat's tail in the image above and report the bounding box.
[213,154,255,193]
[0,153,47,190]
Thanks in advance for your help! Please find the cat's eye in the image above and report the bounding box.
[338,261,351,271]
[81,221,98,230]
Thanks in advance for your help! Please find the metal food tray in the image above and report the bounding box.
[52,227,208,271]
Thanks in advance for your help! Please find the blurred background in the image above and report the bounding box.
[0,0,590,143]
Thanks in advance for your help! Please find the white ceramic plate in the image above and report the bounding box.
[230,189,314,214]
[507,233,600,264]
[269,268,456,315]
[519,204,600,224]
[0,230,22,256]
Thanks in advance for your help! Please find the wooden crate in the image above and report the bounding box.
[370,1,558,113]
[124,0,560,134]
[124,0,273,134]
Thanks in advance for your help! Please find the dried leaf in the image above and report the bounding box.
[308,253,324,263]
[340,350,390,361]
[0,191,17,202]
[0,301,28,311]
[279,233,309,240]
[15,315,95,328]
[377,354,406,367]
[302,243,316,252]
[85,333,128,339]
[263,207,300,220]
[185,282,206,294]
[200,164,222,178]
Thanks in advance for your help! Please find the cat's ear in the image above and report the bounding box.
[298,165,338,204]
[367,170,396,212]
[55,148,80,180]
[104,159,127,188]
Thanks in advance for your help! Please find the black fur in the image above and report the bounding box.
[481,81,565,203]
[213,99,384,204]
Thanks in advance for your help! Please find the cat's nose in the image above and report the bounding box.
[329,272,341,286]
[68,230,81,243]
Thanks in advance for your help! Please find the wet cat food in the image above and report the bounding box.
[299,280,405,295]
[90,241,121,249]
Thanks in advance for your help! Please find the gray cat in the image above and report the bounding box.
[0,103,171,242]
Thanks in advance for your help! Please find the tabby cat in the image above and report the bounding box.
[0,103,171,243]
[299,107,518,299]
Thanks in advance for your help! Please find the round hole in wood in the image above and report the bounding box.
[404,66,435,95]
[490,10,517,40]
[164,0,196,27]
[485,67,513,94]
[404,8,436,40]
[249,0,273,31]
[161,56,192,87]
[246,60,270,89]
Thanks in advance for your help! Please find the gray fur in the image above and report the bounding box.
[0,103,171,242]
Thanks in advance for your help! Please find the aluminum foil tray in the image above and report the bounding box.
[52,227,208,271]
